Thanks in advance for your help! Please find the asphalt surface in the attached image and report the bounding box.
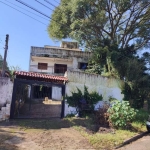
[118,133,150,150]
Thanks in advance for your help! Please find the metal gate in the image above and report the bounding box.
[10,79,65,119]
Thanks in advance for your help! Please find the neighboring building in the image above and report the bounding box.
[29,41,92,76]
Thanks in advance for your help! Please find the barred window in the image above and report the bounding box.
[38,63,48,70]
[54,64,67,73]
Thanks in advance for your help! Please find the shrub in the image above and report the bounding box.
[66,86,103,115]
[94,102,110,127]
[133,109,149,123]
[107,100,137,129]
[65,114,75,118]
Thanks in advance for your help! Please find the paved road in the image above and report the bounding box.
[118,133,150,150]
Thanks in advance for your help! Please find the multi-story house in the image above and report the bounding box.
[29,41,92,76]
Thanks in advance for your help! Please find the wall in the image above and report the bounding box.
[65,71,124,116]
[52,86,62,100]
[29,56,88,75]
[0,77,13,121]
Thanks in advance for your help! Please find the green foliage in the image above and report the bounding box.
[48,0,150,110]
[0,54,9,71]
[9,65,21,80]
[86,43,150,109]
[107,100,137,129]
[133,109,149,123]
[66,86,103,113]
[65,113,75,118]
[48,0,150,50]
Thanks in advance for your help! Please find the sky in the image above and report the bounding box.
[0,0,60,71]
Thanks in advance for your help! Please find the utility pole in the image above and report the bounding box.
[1,34,9,77]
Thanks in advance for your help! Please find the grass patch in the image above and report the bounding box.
[64,109,149,149]
[72,125,137,150]
[0,108,148,150]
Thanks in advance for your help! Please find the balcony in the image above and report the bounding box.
[31,46,92,59]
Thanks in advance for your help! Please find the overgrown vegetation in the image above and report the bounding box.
[65,108,148,149]
[0,54,10,76]
[48,0,150,109]
[94,102,109,127]
[107,100,137,129]
[65,86,103,115]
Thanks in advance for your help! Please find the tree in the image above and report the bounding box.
[9,66,21,80]
[48,0,150,109]
[0,54,9,71]
[48,0,150,51]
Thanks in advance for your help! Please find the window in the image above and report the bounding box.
[38,63,48,70]
[78,63,88,69]
[54,64,67,73]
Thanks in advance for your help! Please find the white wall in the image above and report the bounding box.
[0,78,13,107]
[65,71,124,116]
[0,78,13,120]
[52,86,62,100]
[29,57,88,74]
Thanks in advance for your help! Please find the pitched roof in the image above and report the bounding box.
[14,71,68,83]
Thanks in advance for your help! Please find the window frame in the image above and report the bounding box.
[38,63,48,70]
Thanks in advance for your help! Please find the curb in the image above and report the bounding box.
[115,131,149,149]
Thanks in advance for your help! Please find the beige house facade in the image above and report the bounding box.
[29,41,92,76]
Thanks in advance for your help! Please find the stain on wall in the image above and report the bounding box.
[0,78,13,120]
[65,71,124,116]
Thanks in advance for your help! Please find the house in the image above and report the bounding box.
[8,41,123,120]
[29,41,92,76]
[9,42,92,119]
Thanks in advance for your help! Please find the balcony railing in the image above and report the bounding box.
[31,46,92,59]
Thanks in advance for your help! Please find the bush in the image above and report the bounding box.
[66,86,103,115]
[107,100,137,129]
[94,103,110,127]
[133,109,149,123]
[65,114,75,118]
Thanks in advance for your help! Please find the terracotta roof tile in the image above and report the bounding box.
[14,71,68,82]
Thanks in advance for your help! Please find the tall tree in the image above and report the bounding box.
[48,0,150,51]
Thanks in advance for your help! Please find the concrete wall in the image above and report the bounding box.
[29,56,88,75]
[0,77,13,121]
[52,86,62,100]
[65,71,124,116]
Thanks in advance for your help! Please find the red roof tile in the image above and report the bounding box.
[14,71,68,82]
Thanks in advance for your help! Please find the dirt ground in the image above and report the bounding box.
[0,119,95,150]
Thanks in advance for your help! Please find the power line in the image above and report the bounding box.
[0,1,47,26]
[5,0,49,21]
[15,0,69,26]
[44,0,57,9]
[35,0,54,11]
[16,0,50,19]
[53,0,60,5]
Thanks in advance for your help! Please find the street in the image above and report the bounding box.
[118,133,150,150]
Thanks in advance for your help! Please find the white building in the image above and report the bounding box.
[29,41,92,76]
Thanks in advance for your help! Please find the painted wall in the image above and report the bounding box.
[29,56,88,74]
[0,78,13,120]
[29,46,91,74]
[52,86,62,100]
[64,71,124,116]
